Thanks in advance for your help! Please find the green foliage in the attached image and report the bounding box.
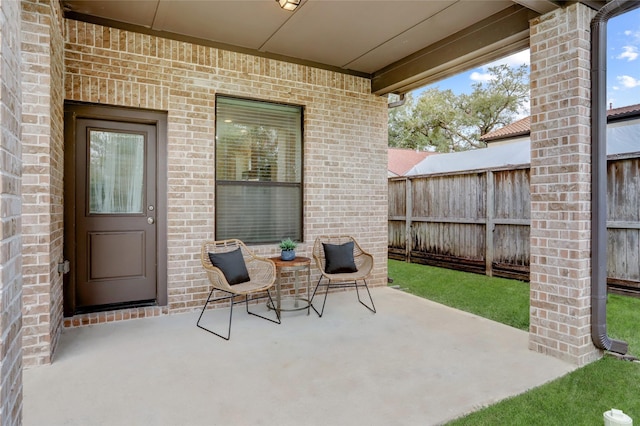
[388,93,418,149]
[387,259,530,330]
[447,357,640,425]
[608,293,640,356]
[278,238,297,251]
[388,64,529,152]
[388,259,640,425]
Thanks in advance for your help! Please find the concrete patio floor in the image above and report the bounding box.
[24,287,576,426]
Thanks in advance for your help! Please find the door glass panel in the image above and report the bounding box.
[89,130,145,214]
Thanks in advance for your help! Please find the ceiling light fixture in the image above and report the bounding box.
[277,0,300,11]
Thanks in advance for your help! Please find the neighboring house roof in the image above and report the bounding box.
[407,114,640,176]
[407,140,531,175]
[388,148,432,177]
[480,103,640,142]
[480,117,530,142]
[607,103,640,120]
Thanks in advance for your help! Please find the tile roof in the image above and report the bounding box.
[479,117,530,142]
[607,103,640,119]
[480,103,640,142]
[388,148,433,176]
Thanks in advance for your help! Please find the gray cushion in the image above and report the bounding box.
[323,242,358,274]
[208,248,250,285]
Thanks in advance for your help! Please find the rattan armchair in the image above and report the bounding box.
[197,239,280,339]
[310,235,376,317]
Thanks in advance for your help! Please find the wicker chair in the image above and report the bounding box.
[310,235,376,317]
[197,239,280,339]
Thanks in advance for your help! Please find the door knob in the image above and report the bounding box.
[147,217,155,225]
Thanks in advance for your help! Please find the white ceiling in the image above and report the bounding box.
[60,0,604,94]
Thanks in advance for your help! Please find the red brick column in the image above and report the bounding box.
[529,3,601,365]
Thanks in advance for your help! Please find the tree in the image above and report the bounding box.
[388,93,418,149]
[388,64,529,152]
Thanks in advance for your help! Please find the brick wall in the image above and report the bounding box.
[0,0,23,422]
[21,0,65,367]
[59,22,388,321]
[529,3,601,365]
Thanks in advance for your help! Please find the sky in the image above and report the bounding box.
[412,7,640,111]
[608,8,640,108]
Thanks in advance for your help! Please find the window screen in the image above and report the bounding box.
[215,96,303,244]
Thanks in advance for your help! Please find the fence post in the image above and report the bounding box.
[405,177,412,263]
[485,170,494,276]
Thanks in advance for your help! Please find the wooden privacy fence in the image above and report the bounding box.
[389,154,640,294]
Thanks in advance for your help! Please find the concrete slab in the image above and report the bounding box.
[24,287,576,425]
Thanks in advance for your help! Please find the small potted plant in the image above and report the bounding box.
[278,238,298,261]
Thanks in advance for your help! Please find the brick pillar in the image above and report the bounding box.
[21,0,65,367]
[0,0,24,423]
[529,3,601,365]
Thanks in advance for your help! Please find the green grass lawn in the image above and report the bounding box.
[388,260,530,331]
[388,259,640,425]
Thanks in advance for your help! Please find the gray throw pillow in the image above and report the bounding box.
[208,248,250,285]
[323,242,358,274]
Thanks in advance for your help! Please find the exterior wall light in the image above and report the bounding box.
[277,0,300,11]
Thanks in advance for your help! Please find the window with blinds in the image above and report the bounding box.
[215,96,303,244]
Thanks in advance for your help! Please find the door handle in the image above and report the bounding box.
[147,217,155,225]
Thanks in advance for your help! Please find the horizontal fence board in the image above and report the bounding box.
[608,221,640,229]
[411,216,486,225]
[410,251,486,275]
